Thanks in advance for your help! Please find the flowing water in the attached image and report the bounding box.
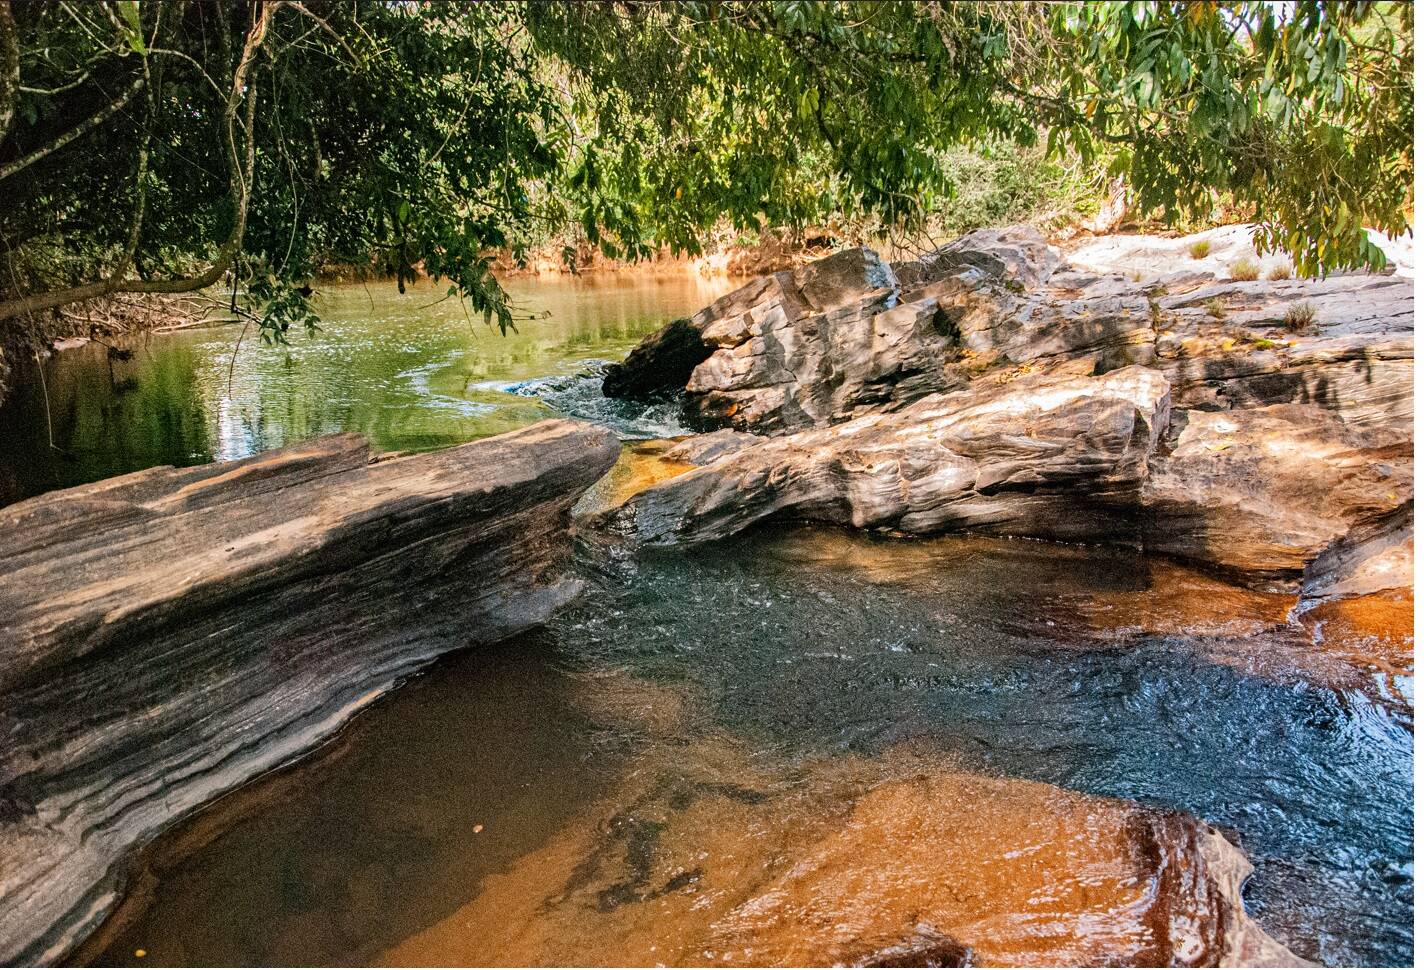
[0,275,1411,967]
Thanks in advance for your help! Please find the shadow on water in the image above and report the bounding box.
[83,527,1412,968]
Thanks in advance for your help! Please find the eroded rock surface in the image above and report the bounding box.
[601,226,1413,594]
[608,367,1169,546]
[1143,404,1412,585]
[606,225,1412,441]
[605,246,954,435]
[0,420,618,965]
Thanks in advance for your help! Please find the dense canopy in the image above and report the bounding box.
[0,0,1413,342]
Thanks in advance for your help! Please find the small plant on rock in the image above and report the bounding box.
[1204,296,1227,319]
[1188,239,1212,259]
[1282,302,1318,333]
[1228,259,1260,281]
[1267,263,1293,281]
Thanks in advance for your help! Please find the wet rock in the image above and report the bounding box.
[1142,405,1411,585]
[573,440,697,518]
[608,367,1170,546]
[1301,506,1414,602]
[381,741,1309,967]
[844,924,972,967]
[0,420,619,965]
[601,317,713,398]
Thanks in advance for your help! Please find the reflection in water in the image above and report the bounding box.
[0,274,723,504]
[84,529,1411,968]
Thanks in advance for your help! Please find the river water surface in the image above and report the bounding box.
[0,275,1410,967]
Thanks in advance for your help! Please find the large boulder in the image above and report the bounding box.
[1142,405,1412,586]
[607,367,1170,546]
[606,228,1412,452]
[606,229,1412,442]
[0,421,619,965]
[606,246,962,435]
[600,317,713,398]
[607,378,1412,594]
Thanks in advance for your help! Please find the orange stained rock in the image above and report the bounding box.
[1302,588,1415,687]
[578,440,697,516]
[381,741,1307,968]
[1046,558,1295,640]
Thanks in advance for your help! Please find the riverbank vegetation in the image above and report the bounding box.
[0,1,1413,392]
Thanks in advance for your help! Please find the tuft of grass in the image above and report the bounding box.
[1282,302,1317,333]
[1204,296,1227,319]
[1228,258,1260,281]
[1188,239,1212,259]
[1267,263,1292,281]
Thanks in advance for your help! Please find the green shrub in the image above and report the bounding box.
[1188,239,1212,259]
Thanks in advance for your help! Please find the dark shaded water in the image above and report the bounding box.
[84,530,1412,967]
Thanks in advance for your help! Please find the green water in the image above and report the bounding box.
[0,273,725,505]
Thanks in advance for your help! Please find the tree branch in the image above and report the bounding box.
[0,74,145,183]
[0,0,18,144]
[0,1,281,322]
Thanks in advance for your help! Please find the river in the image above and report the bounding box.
[0,275,1411,967]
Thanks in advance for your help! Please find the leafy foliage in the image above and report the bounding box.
[0,1,1412,342]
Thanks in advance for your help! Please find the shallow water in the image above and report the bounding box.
[0,274,721,504]
[2,273,1411,967]
[81,529,1412,967]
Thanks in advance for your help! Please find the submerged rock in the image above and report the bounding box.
[0,420,619,965]
[380,739,1309,967]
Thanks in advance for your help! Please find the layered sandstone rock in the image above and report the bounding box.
[602,226,1413,593]
[0,421,618,965]
[1142,405,1412,585]
[606,226,1412,442]
[607,367,1170,546]
[603,246,951,435]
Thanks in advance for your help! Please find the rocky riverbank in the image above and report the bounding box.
[601,225,1413,600]
[0,421,619,964]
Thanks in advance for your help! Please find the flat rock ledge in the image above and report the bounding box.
[0,420,619,965]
